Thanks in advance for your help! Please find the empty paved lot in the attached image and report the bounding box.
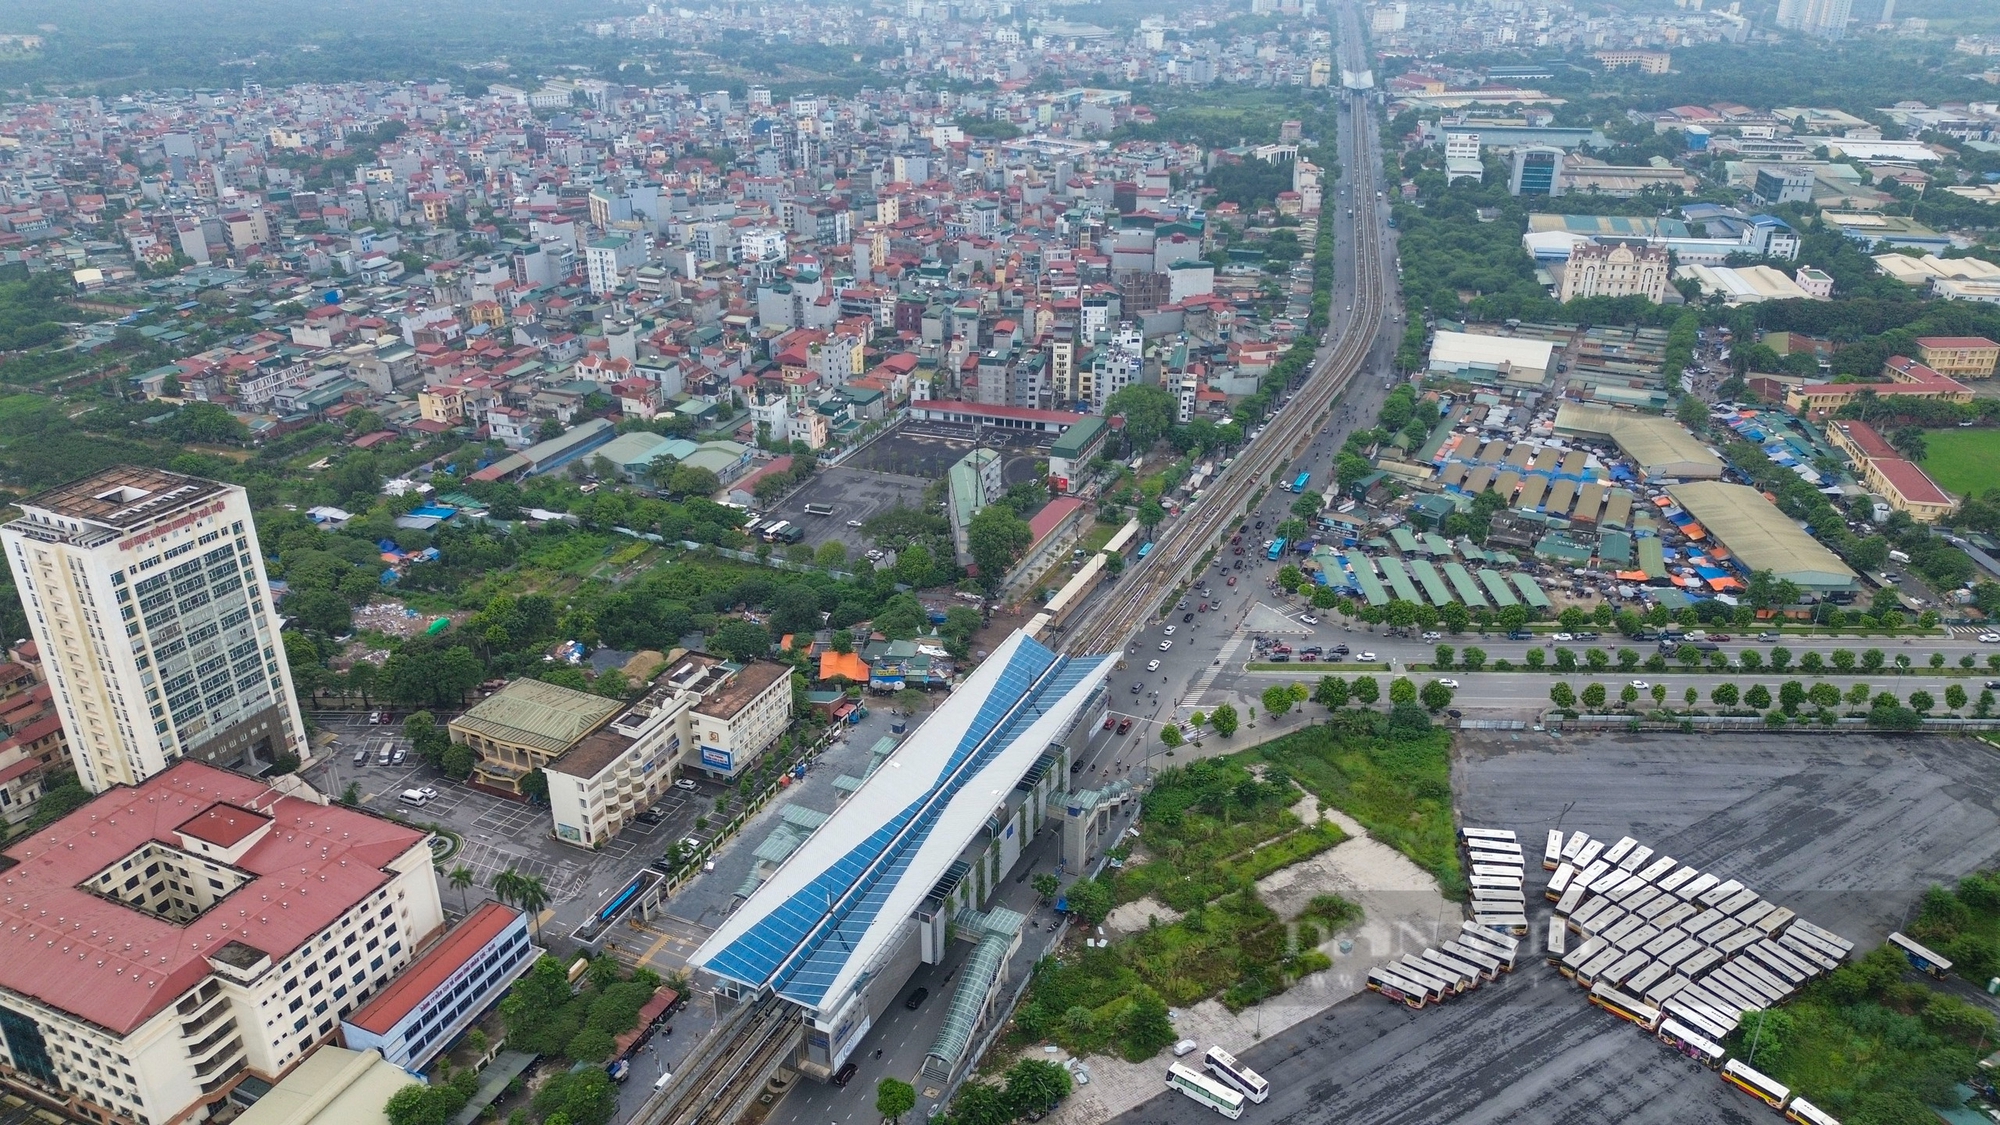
[843,423,1047,486]
[1109,732,2000,1125]
[765,465,928,554]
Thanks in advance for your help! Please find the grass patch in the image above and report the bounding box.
[1922,428,2000,498]
[1112,757,1306,910]
[1122,888,1334,1011]
[1255,713,1465,898]
[1751,943,1996,1125]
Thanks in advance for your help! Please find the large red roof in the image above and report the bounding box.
[1872,458,1954,507]
[344,901,521,1035]
[0,762,426,1035]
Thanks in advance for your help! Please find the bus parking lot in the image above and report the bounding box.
[1111,731,2000,1125]
[760,465,927,557]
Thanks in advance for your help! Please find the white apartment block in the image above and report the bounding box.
[0,762,443,1125]
[544,656,794,848]
[1,468,308,794]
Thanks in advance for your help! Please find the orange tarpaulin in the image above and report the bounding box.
[1681,522,1707,540]
[818,651,870,682]
[1706,576,1742,590]
[1616,570,1651,581]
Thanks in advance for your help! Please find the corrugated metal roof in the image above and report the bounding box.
[451,678,621,754]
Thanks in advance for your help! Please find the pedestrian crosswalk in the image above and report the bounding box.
[1180,624,1251,709]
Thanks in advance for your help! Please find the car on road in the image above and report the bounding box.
[1164,625,1178,636]
[1183,612,1195,623]
[834,1061,859,1087]
[1227,576,1238,586]
[1131,682,1142,694]
[846,519,864,528]
[1178,600,1189,610]
[1421,631,1441,642]
[1551,632,1574,642]
[1507,630,1534,640]
[1117,718,1133,734]
[1629,680,1650,690]
[1301,614,1320,625]
[1103,715,1116,730]
[1981,633,2000,644]
[674,777,698,791]
[1198,602,1209,612]
[1987,681,2000,690]
[1159,640,1174,651]
[1147,659,1161,672]
[1254,520,1265,529]
[1357,651,1376,662]
[1332,644,1350,655]
[1707,634,1731,642]
[905,987,929,1010]
[1436,678,1459,689]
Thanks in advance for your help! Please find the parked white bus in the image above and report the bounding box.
[1588,981,1663,1031]
[1544,829,1564,871]
[1888,931,1948,977]
[1546,862,1576,901]
[1721,1059,1790,1110]
[1656,1018,1726,1069]
[1202,1046,1268,1104]
[1784,1095,1842,1125]
[1167,1062,1245,1118]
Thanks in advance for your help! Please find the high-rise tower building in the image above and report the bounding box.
[1,467,308,792]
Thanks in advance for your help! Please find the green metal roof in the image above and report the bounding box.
[451,678,620,754]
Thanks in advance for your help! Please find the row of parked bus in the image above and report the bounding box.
[1365,918,1521,1010]
[1461,825,1529,935]
[1539,827,1858,1123]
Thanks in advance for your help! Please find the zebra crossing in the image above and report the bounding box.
[1180,624,1252,708]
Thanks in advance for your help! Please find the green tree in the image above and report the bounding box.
[1031,873,1060,903]
[1160,722,1184,748]
[1946,683,1968,711]
[1314,675,1350,709]
[1352,675,1380,704]
[949,1084,1013,1125]
[1909,689,1935,713]
[710,619,772,662]
[1712,683,1739,707]
[1104,384,1178,452]
[876,1078,917,1125]
[1745,684,1772,709]
[1262,683,1296,718]
[1420,679,1453,712]
[1388,676,1418,705]
[1004,1058,1074,1113]
[1550,682,1576,709]
[448,864,475,915]
[1112,986,1176,1061]
[1211,703,1239,737]
[1582,682,1607,709]
[966,505,1033,589]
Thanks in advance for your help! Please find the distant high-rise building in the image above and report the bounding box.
[1,467,308,792]
[1777,0,1853,38]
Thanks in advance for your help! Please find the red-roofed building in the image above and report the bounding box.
[1786,356,1973,415]
[0,761,442,1125]
[907,400,1085,434]
[339,902,535,1070]
[1915,336,1999,380]
[1825,419,1959,522]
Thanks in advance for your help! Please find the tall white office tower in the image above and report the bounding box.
[2,467,309,791]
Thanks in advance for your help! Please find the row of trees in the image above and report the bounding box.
[1549,678,1993,720]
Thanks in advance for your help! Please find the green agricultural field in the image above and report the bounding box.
[1921,428,2000,499]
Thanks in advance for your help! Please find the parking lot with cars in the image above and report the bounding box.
[306,711,740,930]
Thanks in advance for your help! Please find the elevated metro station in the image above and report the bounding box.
[689,631,1117,1083]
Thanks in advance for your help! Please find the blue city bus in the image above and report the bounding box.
[1290,471,1311,493]
[1137,542,1154,560]
[1267,538,1287,561]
